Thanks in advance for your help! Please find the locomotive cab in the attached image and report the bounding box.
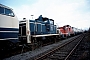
[0,4,19,50]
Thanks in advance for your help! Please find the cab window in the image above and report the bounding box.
[5,8,14,16]
[0,6,4,14]
[0,6,14,17]
[49,20,54,25]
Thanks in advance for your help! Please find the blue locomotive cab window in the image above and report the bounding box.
[44,20,48,23]
[5,8,14,16]
[49,20,54,25]
[0,6,4,14]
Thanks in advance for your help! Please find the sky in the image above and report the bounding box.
[0,0,90,30]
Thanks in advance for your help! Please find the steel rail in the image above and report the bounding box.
[34,35,81,60]
[64,35,85,60]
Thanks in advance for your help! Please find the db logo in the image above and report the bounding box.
[27,31,29,34]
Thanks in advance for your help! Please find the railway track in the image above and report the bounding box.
[2,34,85,60]
[34,34,85,60]
[69,33,90,60]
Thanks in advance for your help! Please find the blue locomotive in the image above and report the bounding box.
[31,15,57,34]
[19,15,59,46]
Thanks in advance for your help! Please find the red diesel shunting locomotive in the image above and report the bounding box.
[58,25,75,38]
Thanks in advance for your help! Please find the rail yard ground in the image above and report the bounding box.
[3,32,90,60]
[69,33,90,60]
